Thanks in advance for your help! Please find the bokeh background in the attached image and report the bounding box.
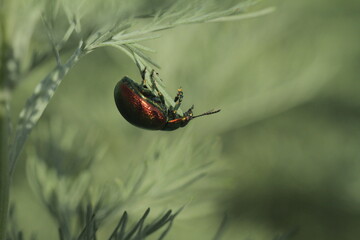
[8,0,360,239]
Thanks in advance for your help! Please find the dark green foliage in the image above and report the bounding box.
[75,207,180,240]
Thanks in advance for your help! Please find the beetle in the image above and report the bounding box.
[114,69,220,131]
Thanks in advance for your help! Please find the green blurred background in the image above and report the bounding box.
[9,0,360,239]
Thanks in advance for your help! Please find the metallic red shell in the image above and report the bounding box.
[114,78,167,130]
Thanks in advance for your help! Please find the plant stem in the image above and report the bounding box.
[0,104,9,240]
[0,13,9,240]
[9,42,84,175]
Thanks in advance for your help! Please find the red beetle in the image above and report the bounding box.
[114,70,220,131]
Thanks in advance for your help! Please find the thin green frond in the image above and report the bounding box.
[107,208,180,240]
[9,42,84,175]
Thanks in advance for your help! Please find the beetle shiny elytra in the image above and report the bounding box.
[114,70,220,131]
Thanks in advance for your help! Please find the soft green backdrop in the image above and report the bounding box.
[9,0,360,239]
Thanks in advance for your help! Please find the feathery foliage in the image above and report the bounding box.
[0,0,279,239]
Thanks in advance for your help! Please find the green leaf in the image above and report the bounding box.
[9,43,84,175]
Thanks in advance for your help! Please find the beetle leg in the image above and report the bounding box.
[173,88,183,112]
[149,70,158,91]
[174,88,183,102]
[141,67,147,87]
[150,70,165,105]
[184,105,194,117]
[167,107,176,119]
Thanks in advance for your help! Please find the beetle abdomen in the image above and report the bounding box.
[114,78,167,130]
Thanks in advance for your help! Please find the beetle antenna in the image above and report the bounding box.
[192,109,221,119]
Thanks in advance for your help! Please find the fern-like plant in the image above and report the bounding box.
[0,0,274,239]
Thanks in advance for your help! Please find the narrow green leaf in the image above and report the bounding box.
[207,7,276,23]
[123,208,150,240]
[144,210,172,235]
[9,43,84,175]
